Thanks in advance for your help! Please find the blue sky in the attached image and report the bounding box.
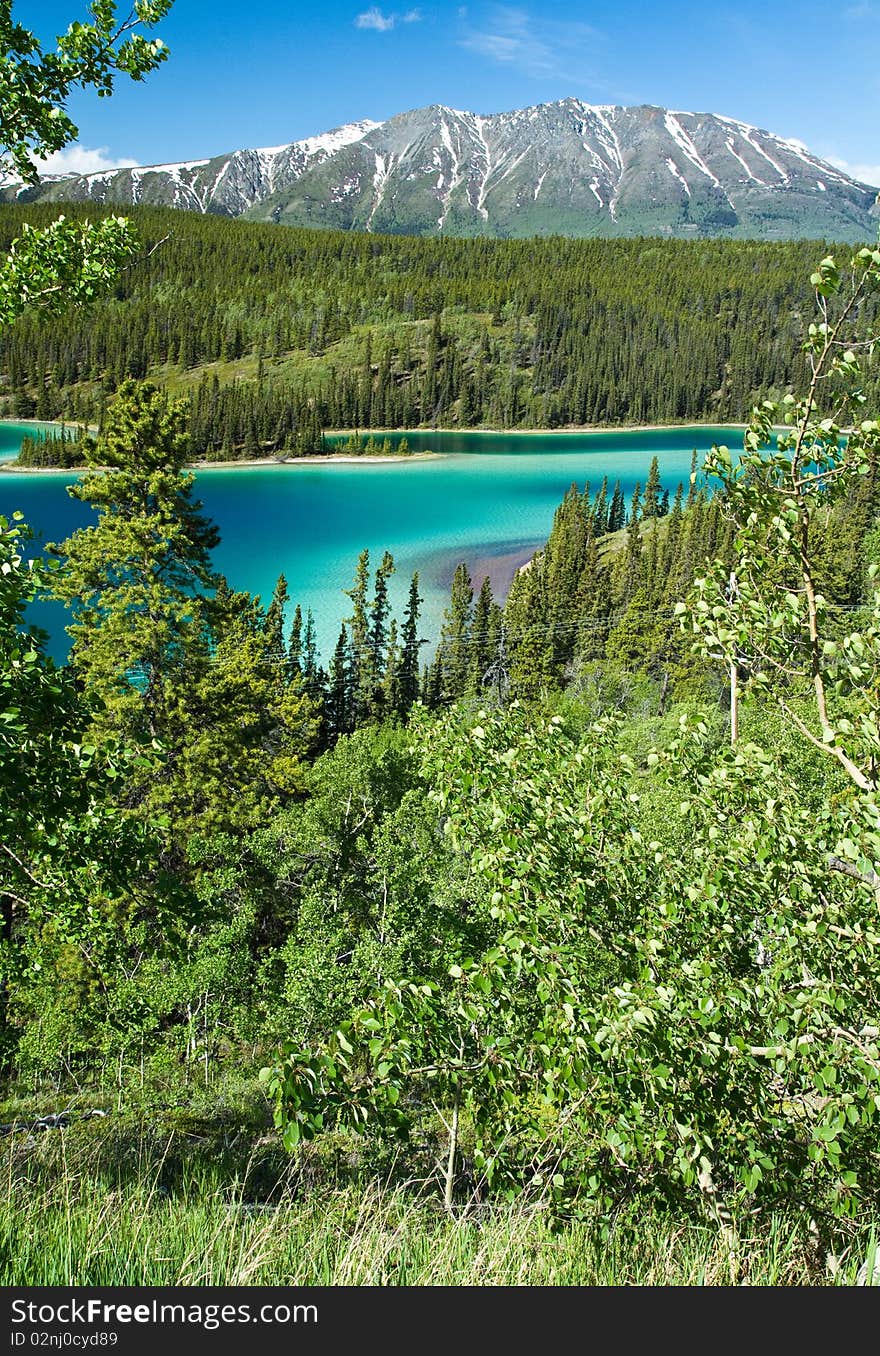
[32,1,880,184]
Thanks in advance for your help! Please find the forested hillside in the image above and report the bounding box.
[4,212,880,1283]
[3,203,878,459]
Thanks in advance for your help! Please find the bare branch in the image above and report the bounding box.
[778,701,874,792]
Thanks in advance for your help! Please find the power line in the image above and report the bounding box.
[110,594,879,681]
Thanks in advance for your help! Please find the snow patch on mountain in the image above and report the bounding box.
[665,113,721,188]
[666,158,690,196]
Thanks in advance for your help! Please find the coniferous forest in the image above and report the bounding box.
[2,203,879,463]
[5,0,880,1294]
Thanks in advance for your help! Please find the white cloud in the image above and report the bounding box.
[36,144,140,177]
[355,5,423,30]
[460,6,551,70]
[828,156,880,187]
[355,7,397,30]
[458,5,601,79]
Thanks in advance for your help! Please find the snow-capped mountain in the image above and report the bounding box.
[8,100,878,241]
[9,119,381,218]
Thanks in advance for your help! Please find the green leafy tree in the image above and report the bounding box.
[262,705,651,1203]
[0,5,186,1070]
[262,723,488,1050]
[265,699,880,1220]
[683,243,880,887]
[0,1,173,325]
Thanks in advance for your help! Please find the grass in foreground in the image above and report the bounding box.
[1,1110,877,1285]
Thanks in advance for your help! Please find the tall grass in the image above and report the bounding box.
[1,1114,876,1285]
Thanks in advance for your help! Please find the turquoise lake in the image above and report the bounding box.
[0,423,741,661]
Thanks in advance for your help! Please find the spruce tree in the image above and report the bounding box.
[265,573,289,671]
[288,603,303,679]
[327,625,351,738]
[397,572,424,716]
[436,563,473,702]
[608,480,626,533]
[468,576,496,694]
[642,456,662,519]
[686,450,699,510]
[614,482,643,606]
[301,608,321,695]
[52,380,219,752]
[628,481,643,527]
[592,477,609,535]
[367,550,395,719]
[383,618,400,714]
[344,549,371,725]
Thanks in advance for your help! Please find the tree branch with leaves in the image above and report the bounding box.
[681,240,880,890]
[0,1,173,327]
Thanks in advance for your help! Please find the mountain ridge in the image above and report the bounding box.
[6,98,878,242]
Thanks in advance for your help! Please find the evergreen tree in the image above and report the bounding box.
[301,608,321,694]
[344,549,371,725]
[642,456,662,519]
[605,586,663,672]
[288,603,303,679]
[468,575,497,694]
[686,450,699,510]
[367,550,395,719]
[52,381,219,754]
[617,482,643,604]
[52,381,317,835]
[383,618,400,714]
[397,572,424,715]
[608,480,626,533]
[326,625,351,738]
[436,563,473,702]
[592,477,609,535]
[264,573,289,671]
[183,585,317,831]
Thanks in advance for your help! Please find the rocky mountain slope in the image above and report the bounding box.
[7,99,877,241]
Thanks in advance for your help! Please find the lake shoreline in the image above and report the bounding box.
[0,451,440,474]
[323,422,748,437]
[197,450,440,469]
[0,419,746,475]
